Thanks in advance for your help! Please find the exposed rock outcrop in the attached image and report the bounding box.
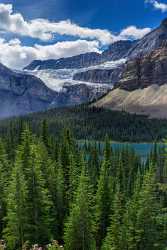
[73,67,123,85]
[0,63,58,118]
[25,40,135,71]
[116,46,167,91]
[24,52,102,71]
[102,40,136,61]
[94,84,167,119]
[93,18,167,118]
[0,63,109,118]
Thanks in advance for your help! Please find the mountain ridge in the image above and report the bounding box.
[93,18,167,118]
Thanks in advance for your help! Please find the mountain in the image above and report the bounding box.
[25,40,135,71]
[0,63,110,118]
[24,52,102,71]
[102,40,137,61]
[127,18,167,58]
[24,40,135,101]
[4,18,167,119]
[94,19,167,119]
[0,63,58,118]
[73,67,123,85]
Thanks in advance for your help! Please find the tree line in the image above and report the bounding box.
[0,121,166,249]
[0,105,167,142]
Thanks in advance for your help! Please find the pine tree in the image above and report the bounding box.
[64,167,95,250]
[0,139,10,236]
[95,139,113,248]
[101,185,126,250]
[88,144,100,190]
[25,143,53,245]
[60,129,73,192]
[125,165,164,250]
[46,159,65,241]
[15,129,53,245]
[68,151,83,203]
[41,119,50,152]
[4,152,28,250]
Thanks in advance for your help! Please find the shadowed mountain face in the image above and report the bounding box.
[0,63,58,118]
[0,63,110,118]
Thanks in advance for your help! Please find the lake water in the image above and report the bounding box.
[80,141,164,159]
[111,143,155,158]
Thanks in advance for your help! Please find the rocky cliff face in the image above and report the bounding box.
[102,40,136,61]
[25,52,102,71]
[116,46,167,91]
[93,18,167,118]
[25,40,135,71]
[127,18,167,59]
[0,63,58,118]
[73,66,123,85]
[0,63,110,118]
[53,83,109,106]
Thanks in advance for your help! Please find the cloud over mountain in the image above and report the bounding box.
[0,3,151,69]
[0,38,101,69]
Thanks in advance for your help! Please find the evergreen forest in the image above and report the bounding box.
[0,120,166,249]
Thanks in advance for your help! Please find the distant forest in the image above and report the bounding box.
[0,105,167,142]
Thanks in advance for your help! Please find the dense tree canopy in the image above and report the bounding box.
[0,120,165,249]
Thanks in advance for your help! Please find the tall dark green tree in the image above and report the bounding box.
[95,139,113,249]
[25,143,53,245]
[64,167,95,250]
[4,151,28,250]
[0,139,10,236]
[101,185,126,250]
[124,165,165,250]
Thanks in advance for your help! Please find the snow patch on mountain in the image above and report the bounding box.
[25,59,126,91]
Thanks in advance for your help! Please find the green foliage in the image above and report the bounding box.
[95,139,113,248]
[64,167,95,250]
[0,105,167,142]
[0,121,165,249]
[4,151,28,250]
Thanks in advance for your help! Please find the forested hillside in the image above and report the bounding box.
[0,105,167,142]
[0,122,166,249]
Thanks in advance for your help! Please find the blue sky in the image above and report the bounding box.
[0,0,166,69]
[1,0,167,32]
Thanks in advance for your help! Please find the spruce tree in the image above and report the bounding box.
[25,143,53,245]
[125,165,164,250]
[101,185,126,250]
[4,152,28,250]
[95,139,113,248]
[0,139,10,236]
[64,167,95,250]
[46,159,65,241]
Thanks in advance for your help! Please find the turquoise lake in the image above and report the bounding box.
[80,141,164,159]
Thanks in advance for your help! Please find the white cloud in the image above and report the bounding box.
[0,3,152,70]
[118,26,151,40]
[0,3,151,45]
[0,3,114,44]
[146,0,167,12]
[0,38,100,69]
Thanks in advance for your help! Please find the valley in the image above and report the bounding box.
[0,3,167,249]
